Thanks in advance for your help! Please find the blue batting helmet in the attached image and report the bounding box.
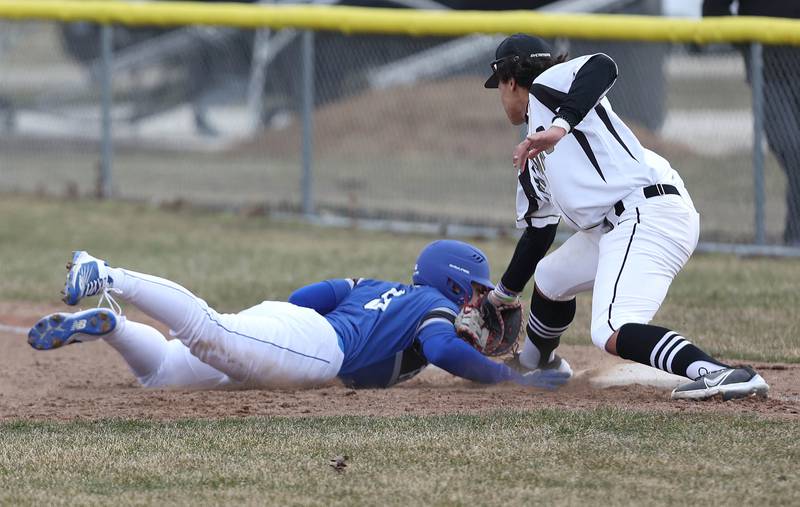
[412,240,494,306]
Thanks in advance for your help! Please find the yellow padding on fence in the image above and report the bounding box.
[1,1,799,46]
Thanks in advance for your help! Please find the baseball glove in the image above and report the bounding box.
[454,295,522,356]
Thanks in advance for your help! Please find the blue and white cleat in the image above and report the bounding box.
[62,251,112,306]
[28,308,118,351]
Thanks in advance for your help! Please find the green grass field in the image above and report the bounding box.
[1,195,799,505]
[1,411,798,506]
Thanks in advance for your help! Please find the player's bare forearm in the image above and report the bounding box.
[513,127,567,169]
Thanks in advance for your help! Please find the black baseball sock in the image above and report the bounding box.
[616,323,729,380]
[519,288,575,368]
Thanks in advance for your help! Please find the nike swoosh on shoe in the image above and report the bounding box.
[703,369,733,388]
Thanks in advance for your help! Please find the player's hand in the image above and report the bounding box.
[516,368,571,390]
[487,286,520,310]
[512,126,567,169]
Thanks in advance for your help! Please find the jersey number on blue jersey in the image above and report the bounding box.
[363,288,406,311]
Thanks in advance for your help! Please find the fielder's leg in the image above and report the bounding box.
[590,193,768,400]
[520,288,575,369]
[519,231,600,371]
[590,194,713,376]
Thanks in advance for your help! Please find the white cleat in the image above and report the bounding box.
[671,367,769,401]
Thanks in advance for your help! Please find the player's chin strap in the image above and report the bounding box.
[97,288,123,315]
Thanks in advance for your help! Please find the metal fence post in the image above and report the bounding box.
[751,42,766,245]
[301,30,315,217]
[99,24,114,199]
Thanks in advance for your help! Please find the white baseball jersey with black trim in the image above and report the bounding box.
[516,53,678,231]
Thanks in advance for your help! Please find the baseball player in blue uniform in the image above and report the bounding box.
[27,240,568,390]
[483,34,769,400]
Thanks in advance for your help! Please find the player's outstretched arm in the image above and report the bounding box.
[288,278,358,315]
[419,323,568,389]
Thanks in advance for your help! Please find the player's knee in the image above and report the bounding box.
[174,308,227,348]
[533,256,563,300]
[590,322,614,351]
[137,339,185,388]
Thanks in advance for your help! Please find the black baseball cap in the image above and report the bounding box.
[484,34,553,88]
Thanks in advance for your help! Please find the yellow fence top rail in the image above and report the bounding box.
[1,1,799,46]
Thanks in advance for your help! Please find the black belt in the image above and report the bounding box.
[614,184,679,217]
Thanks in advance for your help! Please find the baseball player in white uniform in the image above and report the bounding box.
[483,34,769,400]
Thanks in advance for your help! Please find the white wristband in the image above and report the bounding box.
[551,117,571,133]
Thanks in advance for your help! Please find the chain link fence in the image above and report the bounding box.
[0,19,798,250]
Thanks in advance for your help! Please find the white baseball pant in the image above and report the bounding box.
[534,183,699,350]
[101,270,344,389]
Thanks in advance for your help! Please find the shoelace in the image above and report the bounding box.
[97,288,123,315]
[84,278,105,297]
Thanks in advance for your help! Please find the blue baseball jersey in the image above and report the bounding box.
[323,280,456,375]
[289,279,520,389]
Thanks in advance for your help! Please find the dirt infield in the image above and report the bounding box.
[1,302,799,422]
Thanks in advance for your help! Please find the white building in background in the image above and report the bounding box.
[662,0,702,18]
